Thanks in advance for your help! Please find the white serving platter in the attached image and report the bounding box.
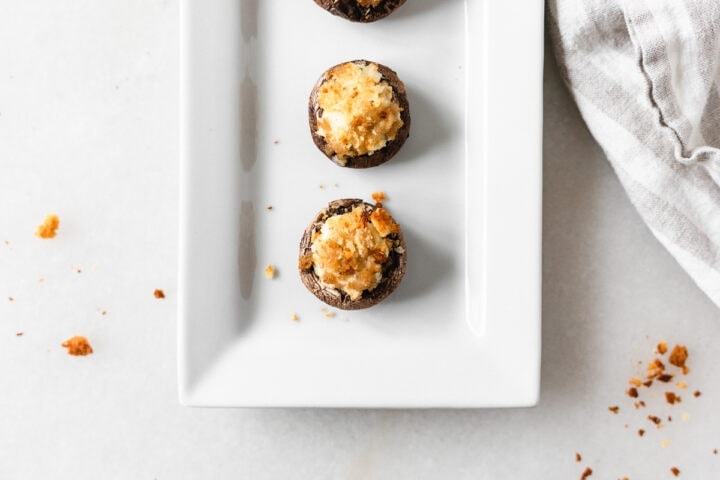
[179,0,543,408]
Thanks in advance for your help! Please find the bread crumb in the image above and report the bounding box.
[575,453,582,462]
[325,311,335,318]
[657,373,674,383]
[627,387,639,398]
[580,467,593,480]
[629,377,643,387]
[713,449,717,455]
[661,439,671,448]
[668,345,688,369]
[638,429,645,437]
[8,296,13,302]
[319,184,326,189]
[670,467,680,477]
[264,265,277,279]
[101,310,107,316]
[657,341,668,355]
[38,278,45,284]
[681,412,690,422]
[153,289,165,299]
[372,191,386,205]
[267,206,273,211]
[665,392,681,405]
[16,332,23,337]
[676,381,687,389]
[608,406,619,414]
[273,139,280,145]
[291,313,299,322]
[61,336,93,356]
[35,213,60,239]
[648,415,662,425]
[694,390,701,397]
[647,358,665,379]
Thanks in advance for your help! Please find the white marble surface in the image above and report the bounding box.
[1,2,719,479]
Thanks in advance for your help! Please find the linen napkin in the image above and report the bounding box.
[548,0,720,307]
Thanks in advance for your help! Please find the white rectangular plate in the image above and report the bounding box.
[179,0,543,408]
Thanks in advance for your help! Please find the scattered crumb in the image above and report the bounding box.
[668,416,672,422]
[576,453,582,462]
[372,191,386,205]
[665,392,681,405]
[273,139,279,144]
[639,400,646,408]
[319,184,326,189]
[290,313,299,322]
[581,467,593,480]
[325,311,335,318]
[670,466,680,477]
[624,424,628,428]
[657,373,674,383]
[267,206,273,211]
[264,264,277,279]
[609,406,619,414]
[34,213,60,239]
[8,296,13,302]
[657,341,668,355]
[61,336,93,356]
[694,390,701,398]
[668,345,688,369]
[38,278,45,284]
[16,332,23,337]
[629,377,643,387]
[676,381,687,389]
[681,412,690,422]
[648,415,662,425]
[661,439,671,448]
[153,289,165,299]
[643,380,654,387]
[627,387,639,398]
[647,358,665,379]
[76,268,82,274]
[101,310,107,316]
[638,429,645,437]
[713,449,717,455]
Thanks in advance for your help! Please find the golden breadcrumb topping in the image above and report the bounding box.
[310,206,398,300]
[316,62,403,163]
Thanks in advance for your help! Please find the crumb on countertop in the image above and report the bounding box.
[61,336,93,356]
[627,387,639,398]
[16,332,23,337]
[647,358,665,379]
[325,311,335,318]
[35,213,60,239]
[661,439,671,448]
[657,341,668,355]
[694,390,701,397]
[575,453,582,462]
[668,345,688,371]
[267,206,273,211]
[665,392,681,405]
[8,296,13,302]
[608,406,619,414]
[581,467,593,480]
[264,265,276,279]
[372,191,386,205]
[153,289,165,299]
[670,467,680,477]
[638,429,645,437]
[291,313,299,322]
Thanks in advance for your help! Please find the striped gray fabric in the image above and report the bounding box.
[548,0,720,307]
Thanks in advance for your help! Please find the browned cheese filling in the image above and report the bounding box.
[316,62,404,164]
[310,206,399,300]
